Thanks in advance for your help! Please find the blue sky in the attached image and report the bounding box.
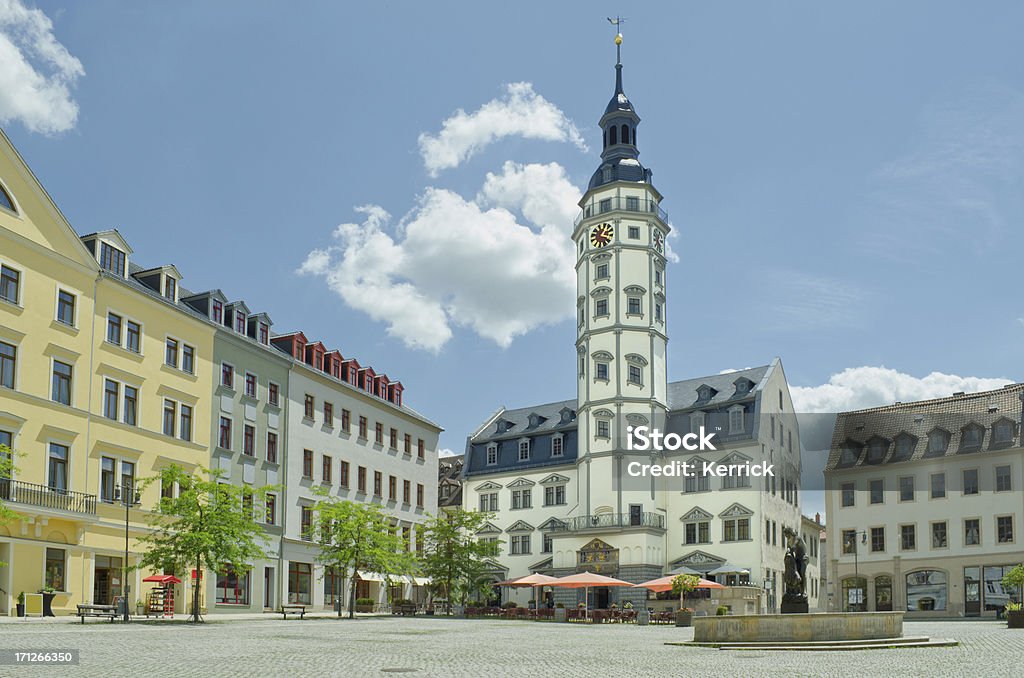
[3,0,1022,487]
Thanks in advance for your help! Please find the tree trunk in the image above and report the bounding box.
[191,557,202,623]
[348,567,357,620]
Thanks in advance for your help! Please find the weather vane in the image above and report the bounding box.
[607,16,626,64]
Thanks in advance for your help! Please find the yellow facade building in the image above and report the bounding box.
[0,129,213,615]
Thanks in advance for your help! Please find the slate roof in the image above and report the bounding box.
[825,383,1024,471]
[471,365,772,444]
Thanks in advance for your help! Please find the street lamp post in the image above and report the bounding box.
[845,530,868,611]
[115,484,141,623]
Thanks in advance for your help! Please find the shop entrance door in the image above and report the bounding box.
[964,567,981,617]
[93,556,123,605]
[264,567,275,610]
[595,587,610,610]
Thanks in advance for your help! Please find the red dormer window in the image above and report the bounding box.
[294,341,305,361]
[212,300,223,324]
[259,323,269,345]
[235,313,245,334]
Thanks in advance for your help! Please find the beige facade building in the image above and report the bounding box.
[825,384,1024,618]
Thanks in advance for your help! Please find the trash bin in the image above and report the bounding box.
[116,596,129,618]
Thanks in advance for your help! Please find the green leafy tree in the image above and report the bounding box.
[136,466,276,623]
[0,444,17,567]
[419,508,499,615]
[313,495,414,619]
[1002,564,1024,606]
[671,573,700,611]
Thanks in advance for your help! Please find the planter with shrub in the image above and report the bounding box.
[554,602,566,622]
[671,574,700,627]
[1001,566,1024,628]
[355,597,375,613]
[16,592,25,618]
[716,605,730,616]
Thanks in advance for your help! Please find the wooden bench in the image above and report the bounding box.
[77,604,118,623]
[279,604,306,619]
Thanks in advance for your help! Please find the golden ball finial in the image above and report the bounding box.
[615,33,623,45]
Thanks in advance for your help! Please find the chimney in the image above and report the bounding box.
[815,512,821,525]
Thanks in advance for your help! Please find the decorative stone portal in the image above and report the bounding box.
[692,612,904,643]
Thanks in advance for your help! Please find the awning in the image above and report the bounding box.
[706,563,750,576]
[408,576,431,586]
[356,571,385,582]
[142,574,182,585]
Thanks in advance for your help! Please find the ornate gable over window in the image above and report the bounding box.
[680,507,713,522]
[721,451,752,465]
[718,502,754,518]
[476,521,502,535]
[538,517,567,531]
[506,520,535,533]
[540,473,570,485]
[507,477,536,488]
[474,481,503,491]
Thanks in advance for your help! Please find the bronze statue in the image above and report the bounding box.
[781,527,809,614]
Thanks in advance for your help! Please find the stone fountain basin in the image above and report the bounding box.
[693,612,904,643]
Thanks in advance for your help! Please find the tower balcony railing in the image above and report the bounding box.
[0,478,97,516]
[574,197,669,229]
[549,511,665,533]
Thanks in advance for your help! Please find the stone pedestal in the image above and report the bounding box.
[693,612,904,643]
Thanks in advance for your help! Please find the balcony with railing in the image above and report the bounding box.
[0,479,97,516]
[549,511,665,533]
[575,197,669,229]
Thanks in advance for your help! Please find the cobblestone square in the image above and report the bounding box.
[1,616,1022,677]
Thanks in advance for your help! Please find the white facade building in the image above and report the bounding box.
[272,332,441,611]
[461,39,804,613]
[825,384,1024,618]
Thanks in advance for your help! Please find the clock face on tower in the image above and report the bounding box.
[590,223,614,248]
[653,230,664,253]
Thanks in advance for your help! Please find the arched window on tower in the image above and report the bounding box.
[609,126,617,145]
[621,124,629,145]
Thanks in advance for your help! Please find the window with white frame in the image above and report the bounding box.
[729,407,744,434]
[551,435,563,457]
[486,444,498,465]
[0,265,21,305]
[684,519,710,545]
[627,364,642,385]
[56,290,76,327]
[479,492,498,512]
[510,534,531,555]
[518,439,530,462]
[511,488,532,509]
[544,484,566,506]
[596,419,610,439]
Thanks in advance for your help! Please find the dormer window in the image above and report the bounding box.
[690,412,704,434]
[838,440,863,467]
[925,429,950,457]
[486,444,498,466]
[163,276,176,302]
[696,385,716,402]
[552,435,564,457]
[518,439,530,462]
[959,424,984,452]
[865,437,888,464]
[992,419,1015,446]
[891,433,917,462]
[99,242,126,277]
[212,300,223,324]
[259,323,269,345]
[235,313,245,334]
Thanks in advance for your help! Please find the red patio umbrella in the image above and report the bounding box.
[142,574,182,584]
[548,572,634,620]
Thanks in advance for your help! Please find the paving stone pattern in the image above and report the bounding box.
[0,616,1021,677]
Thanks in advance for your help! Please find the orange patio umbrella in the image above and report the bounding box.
[496,573,560,611]
[548,571,634,620]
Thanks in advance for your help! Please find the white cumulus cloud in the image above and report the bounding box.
[791,366,1013,414]
[418,82,587,176]
[0,0,84,134]
[298,161,580,352]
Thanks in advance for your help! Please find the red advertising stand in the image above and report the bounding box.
[143,574,181,618]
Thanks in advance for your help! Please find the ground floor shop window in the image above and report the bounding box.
[874,575,892,611]
[45,548,65,591]
[841,576,866,612]
[216,565,250,605]
[906,570,946,611]
[983,565,1018,611]
[289,562,312,604]
[324,567,343,607]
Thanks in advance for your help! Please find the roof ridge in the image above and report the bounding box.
[838,383,1024,416]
